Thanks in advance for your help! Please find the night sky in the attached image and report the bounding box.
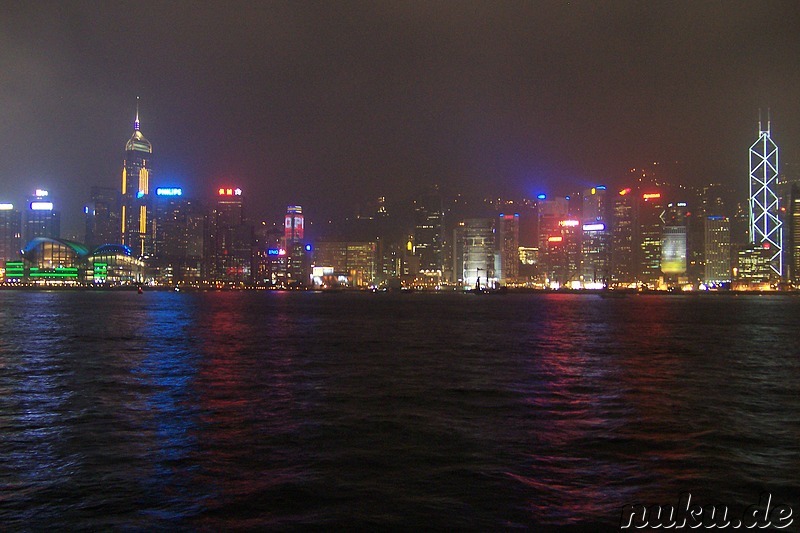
[2,1,799,238]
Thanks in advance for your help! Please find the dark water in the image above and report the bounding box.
[1,291,799,530]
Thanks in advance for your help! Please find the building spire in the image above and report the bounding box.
[134,96,140,131]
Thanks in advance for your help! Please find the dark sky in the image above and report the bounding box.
[2,1,799,237]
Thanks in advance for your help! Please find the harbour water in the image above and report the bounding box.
[1,291,798,529]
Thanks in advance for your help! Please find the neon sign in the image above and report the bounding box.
[218,188,243,196]
[559,220,579,227]
[643,193,661,200]
[30,202,54,211]
[156,187,183,196]
[582,223,605,232]
[548,236,563,243]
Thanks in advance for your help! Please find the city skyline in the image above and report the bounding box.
[2,2,800,237]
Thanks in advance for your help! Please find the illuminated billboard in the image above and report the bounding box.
[558,220,579,227]
[0,203,13,210]
[218,188,242,196]
[30,202,54,211]
[661,226,687,274]
[156,187,183,196]
[582,223,605,232]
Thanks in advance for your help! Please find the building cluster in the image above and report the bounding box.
[1,108,799,291]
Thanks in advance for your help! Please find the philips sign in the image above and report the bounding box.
[156,187,183,196]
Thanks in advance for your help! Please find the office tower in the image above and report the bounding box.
[610,188,635,286]
[544,218,581,288]
[458,218,495,289]
[580,186,610,286]
[413,187,444,274]
[280,205,310,287]
[0,203,22,262]
[283,205,304,247]
[84,186,120,248]
[496,213,519,284]
[661,202,688,280]
[704,216,731,284]
[206,187,253,284]
[749,113,782,278]
[312,241,377,288]
[788,183,800,283]
[120,99,154,257]
[23,189,60,244]
[537,196,569,249]
[639,192,665,287]
[152,188,205,283]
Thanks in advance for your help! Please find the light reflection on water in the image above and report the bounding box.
[0,291,798,529]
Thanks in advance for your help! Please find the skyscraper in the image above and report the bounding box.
[152,188,205,283]
[0,202,22,262]
[496,213,519,283]
[120,99,154,258]
[206,187,252,284]
[704,216,731,284]
[580,185,610,286]
[413,187,444,274]
[84,186,120,249]
[23,189,60,244]
[749,113,782,278]
[610,188,635,286]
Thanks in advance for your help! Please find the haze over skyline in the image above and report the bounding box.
[2,1,800,238]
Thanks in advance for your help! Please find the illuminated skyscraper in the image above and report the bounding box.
[580,185,610,286]
[0,202,22,262]
[704,216,731,284]
[788,183,800,283]
[413,187,444,274]
[661,202,688,279]
[283,205,304,247]
[496,213,519,283]
[152,188,205,283]
[121,98,154,258]
[23,189,60,244]
[610,188,635,286]
[206,187,252,283]
[460,218,495,289]
[749,113,782,277]
[639,192,665,287]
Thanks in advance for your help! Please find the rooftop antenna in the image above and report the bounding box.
[134,96,140,131]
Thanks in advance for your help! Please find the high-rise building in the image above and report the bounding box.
[23,189,60,244]
[661,202,688,280]
[496,213,519,283]
[459,218,495,289]
[413,187,444,274]
[312,241,377,288]
[84,186,120,249]
[704,216,731,284]
[0,202,22,262]
[610,188,635,286]
[283,205,304,247]
[788,183,800,283]
[580,185,610,286]
[206,187,252,284]
[120,99,154,258]
[639,192,665,287]
[749,113,782,278]
[152,187,205,283]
